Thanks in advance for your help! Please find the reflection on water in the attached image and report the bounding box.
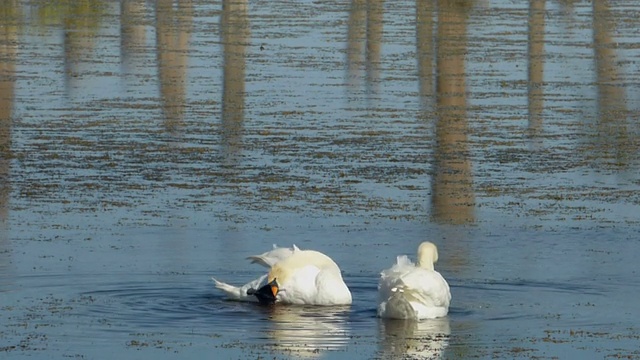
[346,0,365,88]
[378,317,450,359]
[221,0,249,166]
[365,0,383,96]
[156,0,193,134]
[527,0,545,147]
[592,0,632,168]
[0,2,17,220]
[346,0,384,97]
[58,1,105,96]
[416,0,435,109]
[264,305,350,358]
[120,0,147,71]
[0,0,18,290]
[430,0,475,224]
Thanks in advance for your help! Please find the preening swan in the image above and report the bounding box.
[213,246,352,306]
[377,242,451,319]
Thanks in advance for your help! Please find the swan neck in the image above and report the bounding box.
[418,260,434,271]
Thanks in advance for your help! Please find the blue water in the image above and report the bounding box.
[3,215,639,359]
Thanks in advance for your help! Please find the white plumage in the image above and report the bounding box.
[377,242,451,319]
[212,245,352,306]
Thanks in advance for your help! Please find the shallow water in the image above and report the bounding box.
[2,0,640,359]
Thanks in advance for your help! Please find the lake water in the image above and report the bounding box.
[1,0,640,359]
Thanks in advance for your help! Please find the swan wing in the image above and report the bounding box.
[246,244,299,268]
[378,255,415,301]
[400,269,451,309]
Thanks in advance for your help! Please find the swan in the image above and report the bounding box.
[213,248,352,306]
[377,242,451,319]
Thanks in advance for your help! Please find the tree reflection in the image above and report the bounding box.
[0,0,19,289]
[156,0,193,135]
[430,0,475,224]
[592,0,632,168]
[527,0,545,148]
[121,0,147,72]
[346,0,384,98]
[221,0,249,166]
[416,0,435,109]
[35,0,106,95]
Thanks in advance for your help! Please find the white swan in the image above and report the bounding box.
[377,242,451,319]
[213,248,352,306]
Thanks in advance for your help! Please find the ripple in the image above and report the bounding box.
[77,274,362,358]
[78,276,240,332]
[456,278,605,296]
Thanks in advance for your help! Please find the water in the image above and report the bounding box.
[1,0,640,358]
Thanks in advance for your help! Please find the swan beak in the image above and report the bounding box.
[249,279,279,305]
[269,280,279,297]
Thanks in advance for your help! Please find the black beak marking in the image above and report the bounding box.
[248,279,278,305]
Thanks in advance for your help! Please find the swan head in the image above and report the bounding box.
[248,279,279,305]
[417,241,438,270]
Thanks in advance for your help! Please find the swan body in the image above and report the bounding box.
[266,250,352,305]
[213,247,352,306]
[377,242,450,319]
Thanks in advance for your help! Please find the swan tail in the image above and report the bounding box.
[378,287,416,319]
[395,255,413,267]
